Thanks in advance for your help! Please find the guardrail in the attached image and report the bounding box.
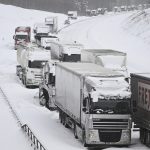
[0,87,47,150]
[22,124,47,150]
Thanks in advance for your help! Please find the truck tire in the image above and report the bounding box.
[16,67,19,76]
[62,114,65,125]
[82,131,88,147]
[140,128,146,144]
[140,128,144,143]
[59,112,63,123]
[63,114,69,128]
[23,76,29,88]
[146,130,150,146]
[74,124,78,139]
[19,71,22,80]
[22,75,24,84]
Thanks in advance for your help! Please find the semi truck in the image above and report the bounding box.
[13,26,31,50]
[50,40,83,62]
[67,11,77,19]
[53,62,132,146]
[39,59,58,110]
[36,34,59,50]
[131,73,150,147]
[45,16,58,33]
[33,23,50,41]
[39,41,83,109]
[81,49,128,79]
[16,43,51,87]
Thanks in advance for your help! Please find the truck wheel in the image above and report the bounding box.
[62,114,65,125]
[59,112,62,123]
[16,67,19,76]
[74,124,78,139]
[146,130,150,146]
[39,97,46,106]
[64,114,69,128]
[140,128,144,143]
[22,76,24,84]
[82,131,88,147]
[140,128,146,144]
[24,76,29,88]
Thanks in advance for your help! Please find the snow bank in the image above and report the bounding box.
[123,9,150,45]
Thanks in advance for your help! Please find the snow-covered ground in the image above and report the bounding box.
[0,3,150,150]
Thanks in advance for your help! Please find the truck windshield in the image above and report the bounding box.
[62,54,81,62]
[16,35,28,40]
[28,60,46,68]
[90,99,130,114]
[97,55,126,71]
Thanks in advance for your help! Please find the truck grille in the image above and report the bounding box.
[99,129,122,142]
[93,119,128,129]
[35,74,42,79]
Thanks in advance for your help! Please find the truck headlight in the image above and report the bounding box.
[88,130,98,141]
[27,79,33,83]
[122,130,129,140]
[89,130,95,138]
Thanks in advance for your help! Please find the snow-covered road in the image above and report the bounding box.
[0,87,32,150]
[0,4,150,150]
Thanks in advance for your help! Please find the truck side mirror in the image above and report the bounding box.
[13,35,15,40]
[83,98,87,107]
[82,107,86,112]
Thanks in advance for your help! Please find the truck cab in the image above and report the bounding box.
[67,11,77,19]
[50,40,84,62]
[55,63,132,146]
[13,26,31,50]
[81,76,131,145]
[16,43,51,87]
[81,49,129,81]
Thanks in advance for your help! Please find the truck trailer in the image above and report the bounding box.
[81,49,128,79]
[16,43,51,87]
[131,73,150,147]
[45,16,58,33]
[54,62,132,146]
[50,40,83,62]
[67,11,77,19]
[13,26,31,50]
[39,59,58,110]
[33,23,50,41]
[39,40,83,109]
[36,34,59,50]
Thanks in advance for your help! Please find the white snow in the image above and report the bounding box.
[0,3,150,150]
[86,76,131,101]
[29,50,50,61]
[98,55,126,69]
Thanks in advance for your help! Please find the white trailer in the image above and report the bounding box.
[33,23,50,36]
[81,49,128,79]
[16,43,51,87]
[50,40,83,62]
[55,62,132,147]
[40,34,59,50]
[68,11,77,19]
[45,16,58,33]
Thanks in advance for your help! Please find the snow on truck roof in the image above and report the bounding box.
[57,62,123,77]
[19,42,50,61]
[16,26,30,30]
[82,49,126,56]
[131,73,150,79]
[51,40,83,47]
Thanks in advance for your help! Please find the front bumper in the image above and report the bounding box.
[86,129,131,145]
[26,78,42,86]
